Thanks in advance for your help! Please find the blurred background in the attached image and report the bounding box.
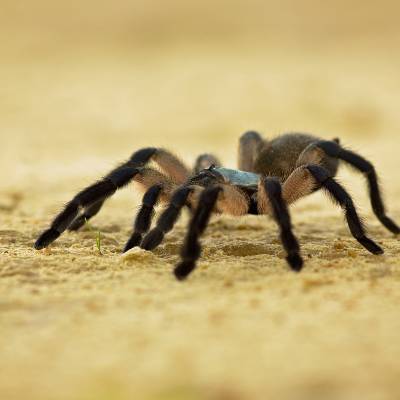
[1,2,400,400]
[2,0,400,183]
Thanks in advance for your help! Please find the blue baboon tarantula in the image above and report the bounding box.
[35,131,399,280]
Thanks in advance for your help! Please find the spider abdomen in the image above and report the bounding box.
[254,133,319,179]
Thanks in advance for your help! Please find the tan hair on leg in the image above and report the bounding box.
[238,131,265,172]
[153,149,190,184]
[282,166,318,205]
[296,144,325,167]
[257,178,272,215]
[133,167,176,202]
[257,166,318,214]
[186,184,249,216]
[186,185,204,209]
[194,153,221,173]
[216,185,249,216]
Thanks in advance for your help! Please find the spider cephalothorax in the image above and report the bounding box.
[35,131,399,280]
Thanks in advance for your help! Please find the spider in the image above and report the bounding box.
[35,131,399,280]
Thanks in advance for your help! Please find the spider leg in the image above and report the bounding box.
[131,151,223,252]
[140,186,196,251]
[279,164,383,255]
[258,177,303,271]
[193,154,221,174]
[123,168,179,252]
[152,149,190,183]
[238,130,264,172]
[35,166,173,249]
[67,148,158,231]
[141,181,249,252]
[307,165,383,254]
[123,184,164,252]
[136,151,224,252]
[314,140,399,234]
[174,183,250,280]
[68,200,105,231]
[35,165,142,249]
[35,148,189,249]
[215,185,250,216]
[67,148,189,233]
[174,186,222,280]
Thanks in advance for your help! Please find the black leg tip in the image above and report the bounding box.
[34,228,60,250]
[174,261,195,281]
[286,254,304,272]
[123,232,142,253]
[141,229,164,251]
[357,237,384,255]
[371,245,384,255]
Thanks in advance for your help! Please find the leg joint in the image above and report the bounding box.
[142,184,163,206]
[314,140,341,157]
[129,147,158,165]
[306,164,332,184]
[264,177,282,197]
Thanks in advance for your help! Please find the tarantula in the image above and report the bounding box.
[35,131,399,280]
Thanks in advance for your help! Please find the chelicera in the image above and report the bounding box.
[35,131,399,280]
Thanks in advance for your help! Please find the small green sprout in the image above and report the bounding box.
[85,218,103,255]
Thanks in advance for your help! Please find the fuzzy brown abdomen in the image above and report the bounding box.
[254,133,318,180]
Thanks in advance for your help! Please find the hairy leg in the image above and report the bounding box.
[35,167,173,249]
[311,140,399,234]
[65,147,189,233]
[123,184,164,252]
[173,182,251,280]
[193,153,221,174]
[278,164,383,255]
[238,131,264,172]
[68,200,105,231]
[141,181,250,252]
[35,165,141,249]
[152,149,190,183]
[215,184,249,216]
[140,186,196,251]
[307,164,383,254]
[258,178,303,271]
[67,148,158,230]
[174,186,222,280]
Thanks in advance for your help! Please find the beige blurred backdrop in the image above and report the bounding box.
[2,0,400,173]
[1,2,400,400]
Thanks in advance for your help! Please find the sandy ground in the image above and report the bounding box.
[1,2,400,399]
